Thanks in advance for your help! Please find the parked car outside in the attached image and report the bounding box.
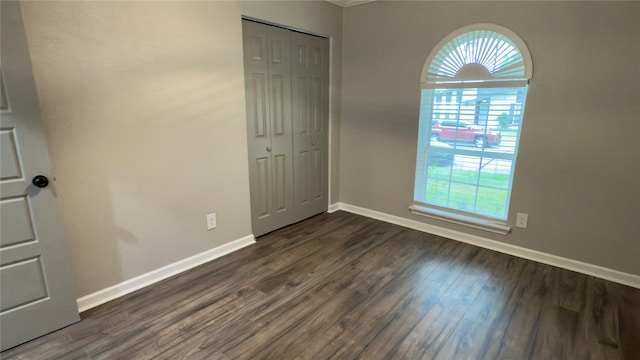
[431,120,501,148]
[428,138,454,166]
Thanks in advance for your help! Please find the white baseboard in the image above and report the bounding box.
[76,235,256,312]
[334,202,640,289]
[75,204,639,312]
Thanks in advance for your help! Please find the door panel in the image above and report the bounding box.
[271,75,285,136]
[1,2,80,351]
[243,20,328,237]
[1,129,22,179]
[273,154,287,212]
[313,149,323,200]
[296,76,309,135]
[0,196,36,247]
[254,157,271,219]
[292,40,311,213]
[298,150,309,204]
[250,74,268,139]
[292,33,329,222]
[0,257,48,312]
[311,78,322,133]
[243,21,294,237]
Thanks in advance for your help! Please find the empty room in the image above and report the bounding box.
[1,0,638,359]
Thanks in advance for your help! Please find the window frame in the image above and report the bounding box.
[411,24,533,235]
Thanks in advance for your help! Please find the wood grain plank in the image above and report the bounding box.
[324,241,473,359]
[2,211,639,360]
[488,262,554,359]
[617,283,640,360]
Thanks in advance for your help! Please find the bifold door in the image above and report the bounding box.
[242,20,329,237]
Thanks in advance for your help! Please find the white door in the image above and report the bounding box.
[243,21,295,237]
[1,2,80,351]
[243,20,329,237]
[291,32,329,222]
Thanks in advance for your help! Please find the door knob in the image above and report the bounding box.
[266,146,272,152]
[32,175,49,188]
[311,140,316,146]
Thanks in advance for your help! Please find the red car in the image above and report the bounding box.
[431,120,501,148]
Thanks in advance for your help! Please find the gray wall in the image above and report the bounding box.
[21,1,343,297]
[340,1,640,275]
[18,0,640,298]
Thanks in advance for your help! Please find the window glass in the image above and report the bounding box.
[413,24,532,224]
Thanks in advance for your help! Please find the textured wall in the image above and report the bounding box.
[340,1,640,275]
[19,0,639,298]
[20,1,343,297]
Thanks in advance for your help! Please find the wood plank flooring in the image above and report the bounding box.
[2,211,639,359]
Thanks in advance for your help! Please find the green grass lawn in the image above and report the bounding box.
[425,166,510,219]
[501,129,518,139]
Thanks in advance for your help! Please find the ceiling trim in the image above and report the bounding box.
[326,0,377,7]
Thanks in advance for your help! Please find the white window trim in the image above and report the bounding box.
[421,23,533,84]
[409,204,511,235]
[411,23,532,233]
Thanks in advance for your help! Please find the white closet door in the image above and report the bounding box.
[292,32,329,222]
[243,20,329,237]
[243,21,294,237]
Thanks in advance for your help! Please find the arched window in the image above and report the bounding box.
[411,24,532,234]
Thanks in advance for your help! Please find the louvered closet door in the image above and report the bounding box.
[243,21,294,237]
[291,32,329,222]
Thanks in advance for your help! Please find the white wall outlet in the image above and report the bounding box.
[206,213,217,230]
[516,213,528,229]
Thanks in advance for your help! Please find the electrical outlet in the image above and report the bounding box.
[206,213,217,230]
[516,213,528,229]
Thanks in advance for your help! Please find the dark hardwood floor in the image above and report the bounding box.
[3,211,639,359]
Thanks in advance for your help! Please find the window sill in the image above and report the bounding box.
[409,205,511,235]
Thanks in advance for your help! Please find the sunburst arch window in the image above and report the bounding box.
[411,24,533,234]
[421,23,532,86]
